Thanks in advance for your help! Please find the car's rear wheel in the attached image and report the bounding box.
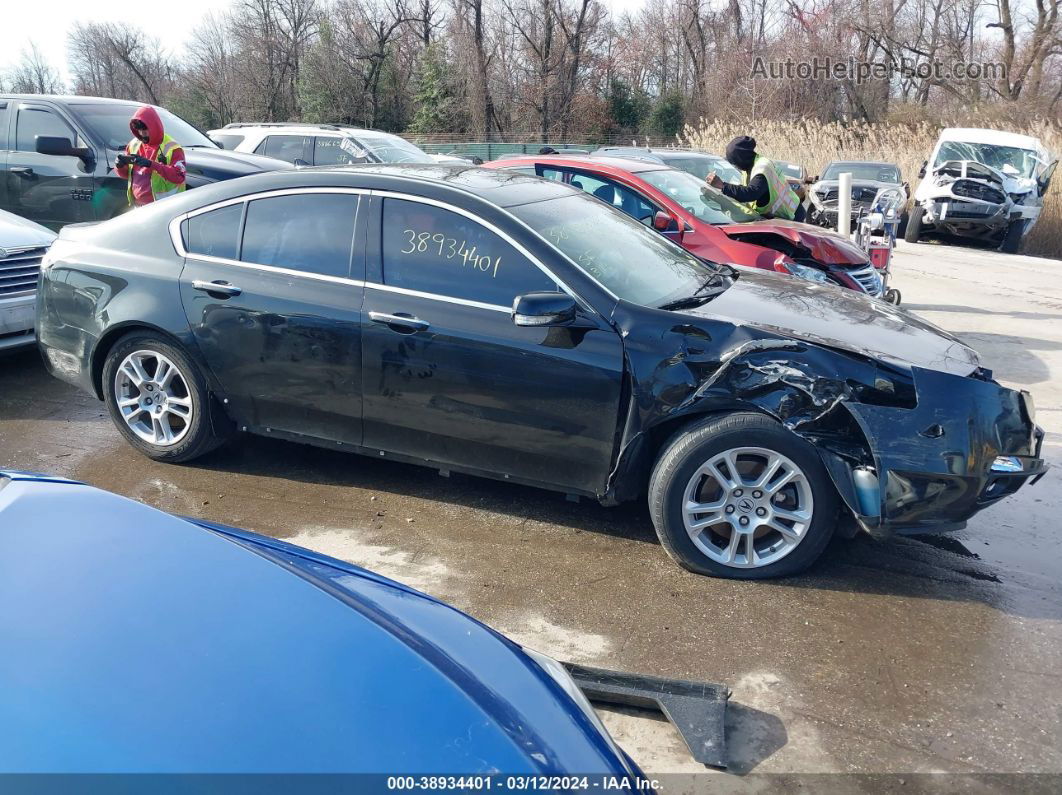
[904,205,923,243]
[648,413,839,578]
[102,333,231,462]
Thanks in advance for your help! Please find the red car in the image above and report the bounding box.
[485,155,881,296]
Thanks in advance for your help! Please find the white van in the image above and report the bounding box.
[906,128,1057,253]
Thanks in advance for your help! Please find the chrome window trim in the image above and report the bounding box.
[370,190,596,313]
[364,282,510,314]
[168,187,368,287]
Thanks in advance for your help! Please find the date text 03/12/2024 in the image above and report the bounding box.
[385,776,661,791]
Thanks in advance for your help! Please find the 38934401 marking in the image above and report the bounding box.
[400,229,503,277]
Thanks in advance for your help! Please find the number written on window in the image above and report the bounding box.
[399,229,502,278]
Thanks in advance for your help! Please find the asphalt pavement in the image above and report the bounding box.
[0,238,1059,779]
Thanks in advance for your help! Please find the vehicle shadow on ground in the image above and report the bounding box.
[0,349,104,423]
[189,433,1062,622]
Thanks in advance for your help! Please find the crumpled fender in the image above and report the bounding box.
[603,305,878,515]
[717,219,868,265]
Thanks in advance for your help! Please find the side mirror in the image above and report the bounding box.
[512,292,578,327]
[902,181,910,197]
[36,135,92,163]
[918,160,927,179]
[653,210,678,232]
[293,158,310,168]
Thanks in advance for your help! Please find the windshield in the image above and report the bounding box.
[70,103,216,150]
[640,169,759,224]
[511,193,722,307]
[663,156,742,184]
[934,141,1040,179]
[354,132,434,164]
[775,161,802,178]
[823,163,900,183]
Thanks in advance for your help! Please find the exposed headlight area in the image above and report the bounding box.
[783,261,832,284]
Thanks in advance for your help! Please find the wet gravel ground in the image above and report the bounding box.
[1,239,1059,778]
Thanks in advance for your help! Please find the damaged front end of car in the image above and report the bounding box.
[604,305,1047,539]
[916,160,1015,242]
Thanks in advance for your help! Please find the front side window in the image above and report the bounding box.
[538,168,658,225]
[313,136,368,166]
[16,107,76,152]
[69,103,215,150]
[381,198,558,306]
[255,135,311,164]
[183,203,244,260]
[511,192,720,308]
[241,193,358,278]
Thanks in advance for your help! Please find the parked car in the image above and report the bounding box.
[488,155,884,296]
[208,122,439,166]
[36,164,1046,578]
[0,469,642,774]
[592,146,743,184]
[807,160,908,231]
[0,95,292,231]
[774,159,808,190]
[907,127,1057,253]
[0,209,55,352]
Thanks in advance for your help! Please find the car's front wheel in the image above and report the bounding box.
[648,413,839,578]
[102,332,231,462]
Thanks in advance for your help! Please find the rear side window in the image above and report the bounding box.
[241,193,358,278]
[183,203,244,260]
[15,107,76,152]
[254,134,310,164]
[211,134,244,150]
[381,198,557,306]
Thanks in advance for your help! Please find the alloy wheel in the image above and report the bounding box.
[114,350,194,447]
[682,446,814,569]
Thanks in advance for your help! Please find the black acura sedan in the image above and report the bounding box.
[36,165,1046,578]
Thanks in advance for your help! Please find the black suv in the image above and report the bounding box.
[0,95,291,230]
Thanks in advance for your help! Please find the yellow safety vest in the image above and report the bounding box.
[126,134,186,205]
[742,154,800,220]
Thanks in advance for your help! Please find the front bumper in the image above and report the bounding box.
[837,367,1047,538]
[922,198,1010,233]
[0,294,37,352]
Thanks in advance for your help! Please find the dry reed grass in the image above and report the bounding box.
[681,118,1062,259]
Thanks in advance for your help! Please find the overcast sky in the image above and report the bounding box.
[1,0,646,86]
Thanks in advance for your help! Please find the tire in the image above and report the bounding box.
[648,412,839,579]
[903,205,923,243]
[885,288,901,305]
[102,331,232,463]
[897,210,909,238]
[1000,218,1024,254]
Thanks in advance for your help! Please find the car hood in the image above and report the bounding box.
[684,267,980,376]
[183,147,296,178]
[0,475,626,774]
[0,210,56,249]
[716,218,870,266]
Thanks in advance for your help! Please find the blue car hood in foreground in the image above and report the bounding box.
[0,472,629,774]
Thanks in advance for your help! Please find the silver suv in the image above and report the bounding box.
[0,209,55,352]
[206,123,445,167]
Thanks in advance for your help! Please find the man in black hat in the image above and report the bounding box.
[706,135,805,222]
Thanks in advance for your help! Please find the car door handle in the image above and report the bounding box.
[192,280,242,297]
[10,167,34,178]
[369,311,430,332]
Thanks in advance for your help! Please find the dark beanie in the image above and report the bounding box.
[725,136,757,171]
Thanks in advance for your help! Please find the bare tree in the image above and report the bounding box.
[8,42,64,94]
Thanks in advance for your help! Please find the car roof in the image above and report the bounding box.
[0,472,624,773]
[939,127,1047,154]
[0,94,142,106]
[488,154,668,176]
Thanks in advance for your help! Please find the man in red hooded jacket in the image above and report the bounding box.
[114,106,187,207]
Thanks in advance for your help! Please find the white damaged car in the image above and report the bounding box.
[0,210,56,352]
[906,128,1057,253]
